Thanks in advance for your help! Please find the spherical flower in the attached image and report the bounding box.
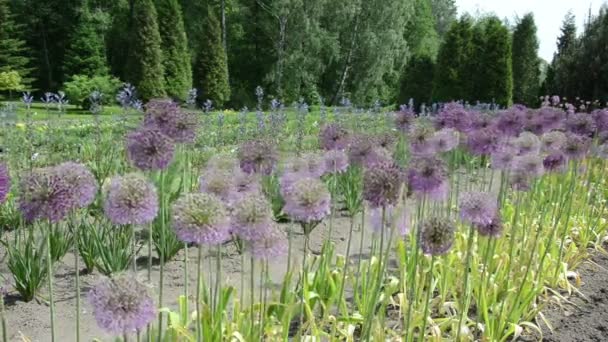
[419,217,455,256]
[541,131,567,153]
[19,167,76,223]
[409,123,436,156]
[171,193,230,245]
[56,162,98,208]
[599,131,608,145]
[395,107,416,133]
[238,139,278,175]
[205,155,239,172]
[283,177,331,223]
[496,108,525,137]
[543,153,568,173]
[592,109,608,133]
[348,134,384,167]
[430,128,459,153]
[435,102,472,132]
[511,154,544,178]
[319,124,350,150]
[514,132,541,156]
[538,107,565,132]
[363,162,404,208]
[104,173,158,225]
[407,156,448,199]
[323,149,349,174]
[459,191,497,226]
[231,193,274,242]
[466,127,500,156]
[375,132,398,150]
[232,169,261,198]
[0,163,10,203]
[285,153,326,178]
[470,112,494,130]
[369,205,410,236]
[491,144,517,170]
[562,133,591,160]
[524,115,548,135]
[199,168,234,203]
[88,274,156,334]
[249,225,288,260]
[144,99,197,143]
[565,113,596,137]
[126,127,175,171]
[510,168,531,191]
[474,214,503,238]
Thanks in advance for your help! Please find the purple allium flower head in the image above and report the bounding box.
[524,114,548,135]
[430,128,459,153]
[363,162,404,208]
[599,131,608,145]
[205,155,238,172]
[562,133,591,160]
[470,111,494,130]
[19,167,76,223]
[283,177,331,223]
[199,168,234,203]
[407,156,448,198]
[238,139,278,175]
[104,173,158,225]
[491,144,517,170]
[322,150,349,174]
[369,205,410,236]
[591,109,608,133]
[56,162,98,208]
[435,102,472,132]
[348,134,385,167]
[395,106,416,133]
[88,274,156,334]
[249,225,288,260]
[496,108,525,137]
[319,124,350,150]
[543,153,568,173]
[551,95,561,105]
[514,132,541,156]
[419,217,455,256]
[143,99,197,143]
[474,214,503,237]
[565,113,597,137]
[231,193,274,242]
[466,127,500,156]
[512,154,544,178]
[409,123,436,156]
[285,153,326,178]
[0,163,10,203]
[459,191,497,226]
[172,193,230,245]
[593,143,608,159]
[510,168,532,191]
[538,107,565,132]
[541,131,567,153]
[126,127,175,171]
[375,132,398,150]
[232,169,261,198]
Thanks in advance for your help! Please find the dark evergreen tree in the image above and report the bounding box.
[430,0,457,39]
[0,0,34,88]
[405,0,440,57]
[574,7,608,102]
[398,55,435,106]
[106,0,131,80]
[156,0,192,100]
[549,12,578,98]
[194,6,230,106]
[512,13,540,106]
[475,17,513,106]
[433,16,473,101]
[63,0,109,78]
[126,0,166,99]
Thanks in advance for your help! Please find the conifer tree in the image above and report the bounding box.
[156,0,192,100]
[549,12,578,98]
[0,0,34,88]
[512,13,540,105]
[476,17,513,106]
[433,16,473,101]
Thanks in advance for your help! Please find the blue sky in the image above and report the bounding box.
[456,0,605,61]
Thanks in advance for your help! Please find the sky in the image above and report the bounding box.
[456,0,606,61]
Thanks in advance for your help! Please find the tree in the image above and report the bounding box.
[512,13,540,105]
[126,0,166,99]
[0,71,24,98]
[549,12,578,98]
[405,0,440,57]
[430,0,457,39]
[433,16,473,101]
[398,55,435,106]
[194,6,230,106]
[156,0,192,100]
[573,6,608,102]
[0,0,34,88]
[63,0,109,78]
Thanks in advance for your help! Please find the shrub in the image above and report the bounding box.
[63,74,121,109]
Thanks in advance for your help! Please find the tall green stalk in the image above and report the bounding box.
[419,255,435,340]
[455,226,476,341]
[46,230,56,342]
[196,246,203,342]
[74,218,81,342]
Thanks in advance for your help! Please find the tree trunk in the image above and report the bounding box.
[332,10,360,105]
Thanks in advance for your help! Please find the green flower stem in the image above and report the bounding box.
[405,197,426,341]
[337,217,355,314]
[196,246,203,342]
[46,229,56,342]
[74,217,81,342]
[1,283,8,342]
[455,225,476,341]
[157,171,166,342]
[419,255,435,340]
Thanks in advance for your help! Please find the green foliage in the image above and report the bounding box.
[0,71,24,92]
[157,0,192,100]
[126,0,166,99]
[4,232,48,302]
[399,54,436,107]
[430,0,457,39]
[433,16,473,101]
[0,0,34,88]
[194,7,230,106]
[405,0,440,58]
[546,12,578,98]
[63,74,121,108]
[512,14,541,105]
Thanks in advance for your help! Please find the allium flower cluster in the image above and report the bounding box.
[562,133,591,160]
[285,153,326,178]
[459,191,497,226]
[323,149,349,174]
[491,144,517,170]
[249,226,288,260]
[143,99,197,143]
[474,214,503,237]
[407,156,448,199]
[348,134,386,167]
[543,153,567,173]
[592,109,608,132]
[435,102,472,132]
[419,217,455,256]
[538,107,565,132]
[395,106,416,133]
[0,163,10,203]
[319,124,350,150]
[238,139,278,175]
[496,108,525,137]
[104,173,158,225]
[514,132,541,155]
[126,127,175,171]
[172,193,230,245]
[283,177,331,223]
[466,127,499,156]
[199,168,235,203]
[565,113,596,137]
[512,154,544,178]
[19,167,77,222]
[231,193,274,242]
[56,162,98,208]
[88,274,156,334]
[541,131,567,153]
[409,123,436,156]
[430,128,459,153]
[470,112,493,130]
[375,133,398,150]
[363,162,404,208]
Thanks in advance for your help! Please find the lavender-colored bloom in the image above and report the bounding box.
[199,168,234,203]
[363,162,404,208]
[510,168,532,191]
[470,112,493,130]
[524,115,548,135]
[319,124,350,151]
[459,191,497,226]
[232,169,261,197]
[348,134,384,167]
[323,150,349,174]
[541,131,567,153]
[283,177,331,223]
[491,144,517,170]
[436,102,473,132]
[565,113,597,137]
[56,162,97,208]
[466,127,500,156]
[172,193,230,245]
[543,153,568,173]
[474,214,503,237]
[249,225,288,260]
[231,193,274,242]
[0,163,10,203]
[88,274,156,334]
[409,124,436,156]
[126,127,175,171]
[496,108,525,137]
[512,154,544,178]
[430,128,459,153]
[143,99,197,143]
[538,107,565,132]
[375,132,398,150]
[19,167,76,223]
[394,106,416,133]
[551,95,561,106]
[369,205,410,236]
[599,131,608,145]
[104,173,158,225]
[238,139,278,175]
[514,132,541,155]
[562,133,591,160]
[407,156,448,199]
[419,217,455,256]
[285,153,326,178]
[592,109,608,133]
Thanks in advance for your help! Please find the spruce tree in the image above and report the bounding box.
[550,12,578,99]
[430,0,457,39]
[126,0,166,99]
[433,16,473,101]
[156,0,192,100]
[194,7,230,106]
[63,0,109,78]
[405,0,440,57]
[398,55,435,106]
[476,17,513,106]
[512,13,540,106]
[0,0,34,88]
